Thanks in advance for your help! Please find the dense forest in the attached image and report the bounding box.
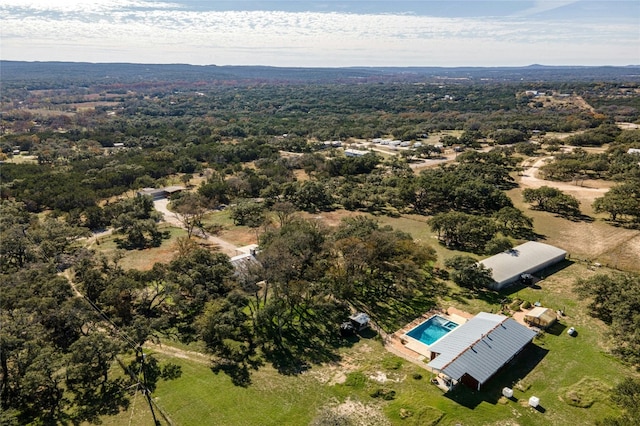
[1,62,640,424]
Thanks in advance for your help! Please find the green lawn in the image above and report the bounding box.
[90,202,636,425]
[98,262,633,426]
[92,224,186,270]
[376,214,474,268]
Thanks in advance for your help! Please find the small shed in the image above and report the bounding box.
[524,307,557,328]
[349,312,370,331]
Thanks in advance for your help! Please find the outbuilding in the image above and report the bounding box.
[479,241,567,290]
[344,148,370,157]
[524,307,557,329]
[136,186,185,200]
[349,312,370,331]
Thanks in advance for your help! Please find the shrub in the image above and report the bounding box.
[509,299,523,311]
[344,371,367,388]
[382,356,403,370]
[370,388,396,400]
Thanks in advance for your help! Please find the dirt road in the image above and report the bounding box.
[153,199,241,257]
[144,341,212,365]
[518,157,610,205]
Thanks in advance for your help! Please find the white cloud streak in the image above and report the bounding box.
[1,1,637,66]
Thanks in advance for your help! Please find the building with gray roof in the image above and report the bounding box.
[427,312,537,391]
[479,241,567,290]
[137,186,185,200]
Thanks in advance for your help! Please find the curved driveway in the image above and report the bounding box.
[153,199,241,257]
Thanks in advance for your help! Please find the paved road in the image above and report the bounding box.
[153,199,241,257]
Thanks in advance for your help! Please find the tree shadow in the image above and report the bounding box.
[361,292,440,333]
[445,343,549,409]
[468,287,505,306]
[211,360,256,387]
[544,321,567,336]
[562,213,594,223]
[261,319,349,376]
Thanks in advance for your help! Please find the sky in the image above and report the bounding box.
[1,0,639,67]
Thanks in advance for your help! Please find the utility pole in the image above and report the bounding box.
[137,347,160,426]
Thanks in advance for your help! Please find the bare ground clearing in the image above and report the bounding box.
[154,199,240,257]
[510,161,640,271]
[144,341,212,366]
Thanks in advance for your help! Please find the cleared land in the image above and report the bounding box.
[97,264,632,426]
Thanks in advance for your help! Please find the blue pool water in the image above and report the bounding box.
[406,315,459,346]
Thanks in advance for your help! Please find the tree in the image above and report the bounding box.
[0,201,90,272]
[597,378,640,426]
[493,206,534,238]
[429,212,498,253]
[166,247,235,334]
[170,192,207,238]
[198,173,230,206]
[329,216,438,306]
[0,265,130,425]
[196,292,259,386]
[574,272,640,369]
[593,183,640,222]
[109,195,168,249]
[523,186,563,210]
[545,192,581,217]
[523,186,581,218]
[492,129,527,145]
[414,144,442,159]
[287,181,334,213]
[484,236,513,255]
[271,201,297,227]
[444,255,494,289]
[229,200,265,227]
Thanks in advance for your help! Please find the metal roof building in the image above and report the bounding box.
[524,307,557,329]
[137,186,185,200]
[427,313,537,390]
[479,241,567,290]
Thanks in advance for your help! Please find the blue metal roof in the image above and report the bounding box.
[427,313,537,385]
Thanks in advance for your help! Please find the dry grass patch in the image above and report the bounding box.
[311,398,391,426]
[559,377,610,408]
[506,187,640,272]
[298,209,363,228]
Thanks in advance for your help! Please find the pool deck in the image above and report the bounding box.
[382,307,474,370]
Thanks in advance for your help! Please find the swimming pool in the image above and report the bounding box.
[405,315,459,346]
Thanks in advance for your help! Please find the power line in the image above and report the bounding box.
[69,274,171,425]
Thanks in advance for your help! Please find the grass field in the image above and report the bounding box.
[89,224,186,270]
[94,259,636,426]
[87,173,639,425]
[91,279,634,425]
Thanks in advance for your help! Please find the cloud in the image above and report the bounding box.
[510,0,581,17]
[1,3,637,66]
[0,0,180,14]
